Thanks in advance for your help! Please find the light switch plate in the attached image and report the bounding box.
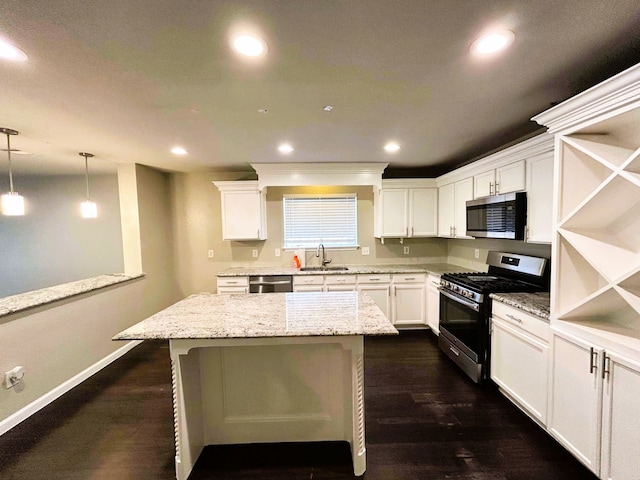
[362,247,370,255]
[252,249,258,258]
[275,248,281,257]
[403,246,410,255]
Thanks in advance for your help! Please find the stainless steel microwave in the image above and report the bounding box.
[466,192,527,239]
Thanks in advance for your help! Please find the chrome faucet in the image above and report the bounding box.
[316,243,332,267]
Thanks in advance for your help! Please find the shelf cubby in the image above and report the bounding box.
[555,234,609,315]
[563,134,636,169]
[557,138,616,222]
[621,146,640,183]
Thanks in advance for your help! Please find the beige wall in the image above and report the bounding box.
[0,164,180,426]
[172,171,449,294]
[446,237,551,272]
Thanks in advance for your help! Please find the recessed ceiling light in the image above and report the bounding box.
[323,105,333,112]
[470,30,515,55]
[0,39,28,62]
[278,143,294,154]
[171,146,188,156]
[384,142,401,153]
[258,108,268,113]
[231,34,267,57]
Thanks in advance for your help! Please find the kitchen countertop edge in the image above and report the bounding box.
[490,292,551,320]
[217,263,475,277]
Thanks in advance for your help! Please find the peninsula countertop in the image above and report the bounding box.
[113,291,398,340]
[217,262,475,277]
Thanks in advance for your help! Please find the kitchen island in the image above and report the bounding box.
[113,291,397,479]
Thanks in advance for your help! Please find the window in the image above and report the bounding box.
[283,194,358,249]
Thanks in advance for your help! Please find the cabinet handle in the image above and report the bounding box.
[495,181,500,194]
[453,226,457,237]
[369,278,380,281]
[449,345,460,357]
[489,182,493,195]
[602,354,610,380]
[227,281,238,285]
[506,314,523,323]
[257,229,260,238]
[589,347,597,374]
[411,226,414,236]
[405,277,416,281]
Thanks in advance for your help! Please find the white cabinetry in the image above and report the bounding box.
[391,273,426,327]
[213,181,267,241]
[426,274,441,334]
[490,302,550,426]
[548,330,640,478]
[217,276,249,294]
[357,274,391,319]
[375,179,438,239]
[325,275,357,291]
[438,177,473,238]
[525,151,554,243]
[293,275,325,292]
[474,160,525,198]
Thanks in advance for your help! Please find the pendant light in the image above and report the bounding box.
[1,127,25,216]
[79,152,97,218]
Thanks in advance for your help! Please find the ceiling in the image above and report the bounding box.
[1,0,639,177]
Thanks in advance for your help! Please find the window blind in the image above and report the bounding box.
[283,194,358,249]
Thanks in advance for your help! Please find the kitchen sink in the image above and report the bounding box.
[300,266,349,271]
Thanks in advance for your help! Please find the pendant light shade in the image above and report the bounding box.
[79,152,97,218]
[1,127,24,216]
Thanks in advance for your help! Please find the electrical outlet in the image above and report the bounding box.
[275,248,281,257]
[403,246,409,255]
[474,249,480,259]
[208,249,214,258]
[252,249,258,258]
[362,247,370,256]
[4,366,24,389]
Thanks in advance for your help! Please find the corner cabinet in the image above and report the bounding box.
[437,177,473,238]
[525,151,554,243]
[374,179,438,240]
[213,181,267,241]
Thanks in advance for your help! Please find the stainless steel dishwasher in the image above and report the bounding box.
[249,275,293,293]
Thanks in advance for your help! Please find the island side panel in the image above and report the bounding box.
[348,336,366,476]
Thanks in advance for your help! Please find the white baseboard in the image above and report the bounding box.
[0,340,142,436]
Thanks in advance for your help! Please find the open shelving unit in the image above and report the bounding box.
[554,110,640,340]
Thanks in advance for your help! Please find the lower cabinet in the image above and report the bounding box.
[490,302,549,426]
[357,274,391,319]
[547,329,640,478]
[217,276,249,294]
[391,274,426,327]
[293,275,324,292]
[426,274,440,334]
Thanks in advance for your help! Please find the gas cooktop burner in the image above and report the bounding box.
[466,275,498,282]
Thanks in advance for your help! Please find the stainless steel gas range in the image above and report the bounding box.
[438,251,549,384]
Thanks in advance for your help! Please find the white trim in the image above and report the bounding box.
[532,63,640,134]
[0,340,142,436]
[251,163,388,190]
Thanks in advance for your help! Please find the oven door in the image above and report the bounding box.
[438,288,487,383]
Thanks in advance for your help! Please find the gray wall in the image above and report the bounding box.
[0,174,124,297]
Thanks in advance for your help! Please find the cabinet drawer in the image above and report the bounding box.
[392,273,426,284]
[325,275,357,285]
[492,301,549,341]
[358,274,391,284]
[217,276,249,287]
[293,275,324,286]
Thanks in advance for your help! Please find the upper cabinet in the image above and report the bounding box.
[525,151,554,243]
[213,181,267,241]
[437,177,473,238]
[375,179,437,239]
[474,160,526,198]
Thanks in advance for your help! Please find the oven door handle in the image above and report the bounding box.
[438,288,480,312]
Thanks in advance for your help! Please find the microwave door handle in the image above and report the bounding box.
[438,287,479,312]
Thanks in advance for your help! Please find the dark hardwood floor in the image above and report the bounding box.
[0,331,597,480]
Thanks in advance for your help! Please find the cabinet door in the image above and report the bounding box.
[526,152,554,243]
[454,177,474,238]
[217,286,248,294]
[600,351,640,480]
[548,331,603,474]
[221,191,265,240]
[496,160,525,194]
[438,183,455,237]
[379,189,409,237]
[409,188,437,236]
[358,284,390,319]
[426,275,440,334]
[490,317,549,425]
[474,169,495,198]
[392,284,426,326]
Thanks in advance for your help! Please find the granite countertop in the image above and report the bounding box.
[0,273,144,318]
[490,292,551,320]
[113,291,399,340]
[217,263,475,277]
